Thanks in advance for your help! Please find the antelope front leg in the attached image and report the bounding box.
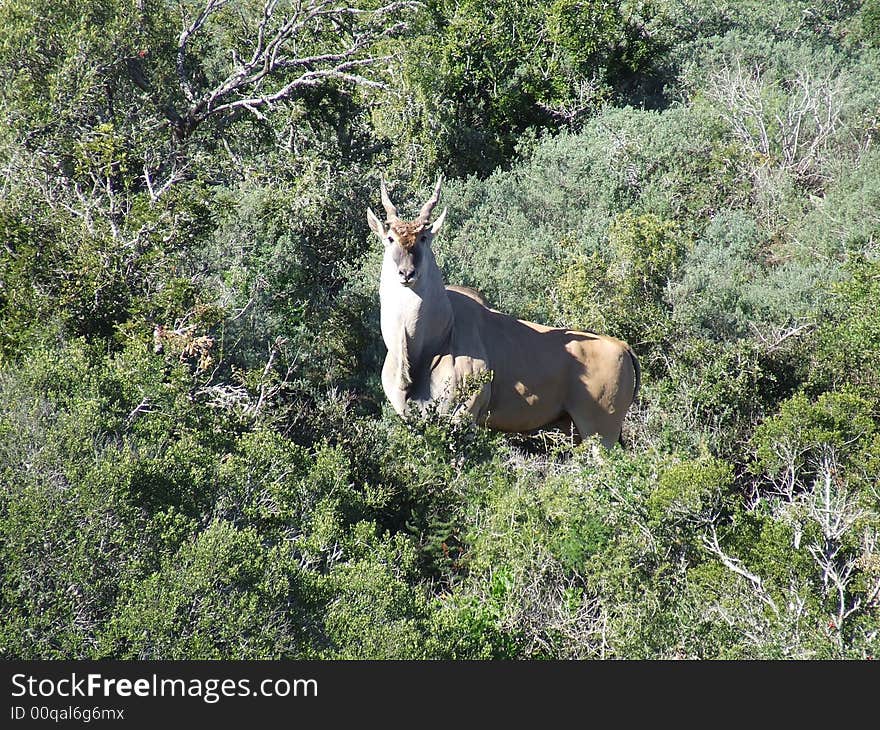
[460,380,491,425]
[426,353,458,416]
[381,352,408,416]
[435,356,492,424]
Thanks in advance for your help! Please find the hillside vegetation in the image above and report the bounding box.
[1,0,879,659]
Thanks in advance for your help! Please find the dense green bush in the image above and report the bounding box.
[670,211,832,342]
[554,209,687,368]
[373,0,665,178]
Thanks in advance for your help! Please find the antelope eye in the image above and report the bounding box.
[386,235,394,244]
[419,235,426,243]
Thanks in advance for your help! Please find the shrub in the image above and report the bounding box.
[422,105,738,328]
[809,257,880,396]
[670,210,832,342]
[373,0,664,178]
[554,210,687,368]
[105,521,303,659]
[863,0,880,46]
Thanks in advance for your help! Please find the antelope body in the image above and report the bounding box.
[367,178,640,449]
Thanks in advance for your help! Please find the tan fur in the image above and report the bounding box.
[436,290,638,448]
[389,221,426,251]
[445,284,489,306]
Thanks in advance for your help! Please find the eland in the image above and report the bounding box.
[367,177,640,449]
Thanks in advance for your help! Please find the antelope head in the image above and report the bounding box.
[367,177,447,288]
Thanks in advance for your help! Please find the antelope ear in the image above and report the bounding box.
[367,207,386,239]
[430,207,447,235]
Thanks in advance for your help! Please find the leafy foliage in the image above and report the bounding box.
[374,0,664,177]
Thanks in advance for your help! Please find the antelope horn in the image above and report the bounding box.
[380,177,398,221]
[417,176,443,225]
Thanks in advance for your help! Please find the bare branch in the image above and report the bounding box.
[748,320,815,352]
[170,0,419,140]
[143,160,186,202]
[126,397,156,425]
[705,58,850,190]
[178,0,231,103]
[251,336,286,416]
[484,550,608,659]
[703,523,779,616]
[800,449,868,642]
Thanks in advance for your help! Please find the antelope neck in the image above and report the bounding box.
[380,267,453,387]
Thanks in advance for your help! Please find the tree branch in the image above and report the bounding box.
[703,523,779,616]
[170,0,419,140]
[178,0,230,104]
